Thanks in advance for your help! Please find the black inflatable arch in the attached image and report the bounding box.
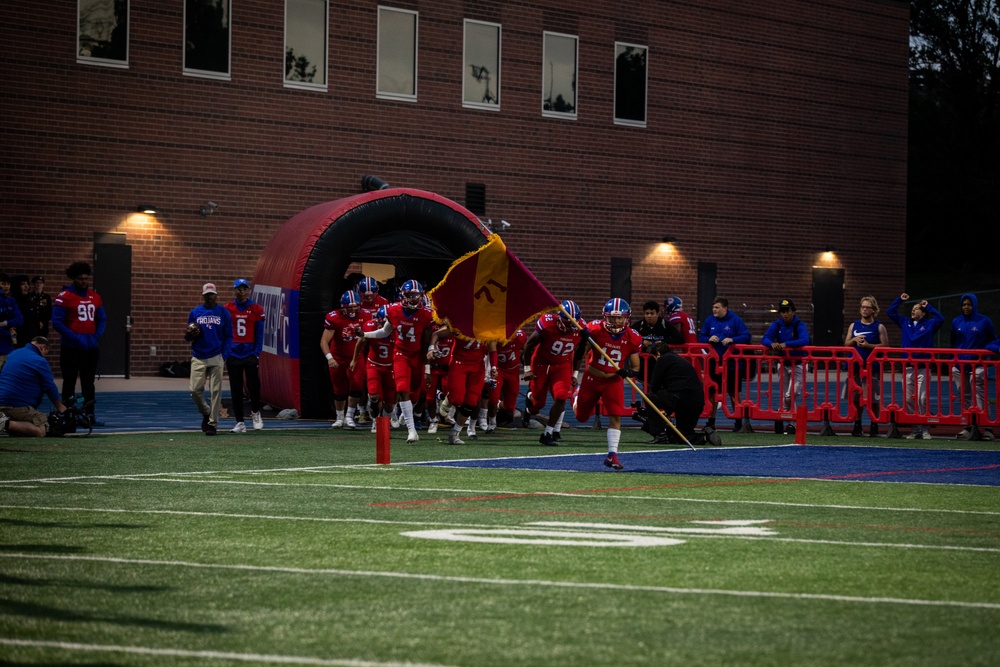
[255,188,488,418]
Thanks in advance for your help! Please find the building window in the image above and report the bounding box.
[184,0,232,80]
[285,0,328,90]
[377,6,418,101]
[614,42,647,127]
[78,0,129,67]
[463,20,500,110]
[542,31,578,119]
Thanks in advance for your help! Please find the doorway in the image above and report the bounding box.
[812,267,844,346]
[93,233,132,377]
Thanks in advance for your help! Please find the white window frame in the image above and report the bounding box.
[462,19,501,111]
[284,0,329,91]
[613,41,648,128]
[376,6,418,102]
[183,0,233,81]
[541,31,578,120]
[77,0,130,68]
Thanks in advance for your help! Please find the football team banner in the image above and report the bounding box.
[428,233,560,343]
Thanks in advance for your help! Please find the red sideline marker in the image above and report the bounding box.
[795,405,807,445]
[376,416,391,464]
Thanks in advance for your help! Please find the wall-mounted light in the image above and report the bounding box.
[661,235,678,243]
[199,201,218,217]
[823,245,838,253]
[484,218,511,233]
[136,204,159,215]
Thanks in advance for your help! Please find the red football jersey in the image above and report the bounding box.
[451,337,487,365]
[323,310,365,360]
[496,329,527,370]
[585,320,643,373]
[530,313,581,366]
[225,301,265,344]
[669,311,699,344]
[361,318,394,367]
[54,288,103,334]
[385,303,435,354]
[360,294,389,320]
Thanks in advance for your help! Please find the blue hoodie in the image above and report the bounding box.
[0,290,25,355]
[187,304,233,360]
[886,297,944,358]
[950,293,995,359]
[699,310,751,357]
[761,315,810,359]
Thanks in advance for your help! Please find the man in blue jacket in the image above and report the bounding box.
[761,299,810,434]
[0,337,66,437]
[950,293,995,440]
[699,297,752,432]
[886,293,945,439]
[185,283,233,436]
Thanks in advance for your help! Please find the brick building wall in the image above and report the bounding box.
[1,0,909,377]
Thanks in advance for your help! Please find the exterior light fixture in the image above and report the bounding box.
[662,235,678,243]
[199,201,218,217]
[823,246,838,253]
[136,204,159,215]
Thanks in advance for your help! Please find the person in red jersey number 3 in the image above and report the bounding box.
[573,298,643,470]
[363,280,436,443]
[353,304,397,434]
[225,278,266,433]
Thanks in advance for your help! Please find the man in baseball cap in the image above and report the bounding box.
[202,282,218,295]
[186,282,231,435]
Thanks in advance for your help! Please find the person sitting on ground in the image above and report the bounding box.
[643,341,708,446]
[0,336,66,437]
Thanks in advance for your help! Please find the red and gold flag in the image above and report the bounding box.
[428,234,559,343]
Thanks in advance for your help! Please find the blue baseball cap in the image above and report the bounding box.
[233,278,250,289]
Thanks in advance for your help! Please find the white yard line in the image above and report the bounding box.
[0,504,998,553]
[0,638,453,667]
[2,552,998,610]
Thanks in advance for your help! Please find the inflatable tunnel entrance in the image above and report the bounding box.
[252,188,488,418]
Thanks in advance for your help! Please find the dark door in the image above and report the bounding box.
[696,262,717,329]
[812,267,844,346]
[94,237,132,377]
[610,257,632,305]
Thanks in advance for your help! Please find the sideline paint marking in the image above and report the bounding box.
[0,638,452,667]
[2,553,998,610]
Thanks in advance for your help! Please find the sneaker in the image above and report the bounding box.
[251,412,264,430]
[869,423,880,438]
[921,431,933,440]
[983,429,995,441]
[478,418,488,431]
[345,417,357,430]
[851,422,863,437]
[390,415,401,429]
[603,453,623,470]
[956,428,971,439]
[521,412,532,429]
[905,432,917,440]
[527,417,544,429]
[413,419,424,431]
[370,420,378,434]
[201,414,210,432]
[427,419,439,435]
[331,419,344,429]
[205,424,217,436]
[407,429,419,443]
[785,424,795,435]
[539,432,557,446]
[552,431,562,442]
[732,419,743,433]
[0,412,9,434]
[466,431,478,440]
[448,431,464,445]
[231,421,247,434]
[484,424,496,434]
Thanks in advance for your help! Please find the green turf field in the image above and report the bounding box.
[1,428,998,666]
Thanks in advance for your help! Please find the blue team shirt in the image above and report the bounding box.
[0,344,60,408]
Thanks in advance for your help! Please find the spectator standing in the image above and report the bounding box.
[644,342,707,446]
[11,276,31,348]
[761,299,810,434]
[572,298,643,470]
[28,276,52,340]
[950,293,996,440]
[886,293,945,439]
[51,262,106,426]
[844,296,889,437]
[699,297,752,432]
[0,274,25,373]
[632,300,682,356]
[665,297,699,344]
[224,278,266,433]
[185,282,232,436]
[0,336,66,437]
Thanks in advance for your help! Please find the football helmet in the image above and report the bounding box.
[664,296,682,314]
[374,305,388,325]
[603,298,630,334]
[400,279,425,309]
[357,276,379,304]
[556,300,581,332]
[340,290,361,318]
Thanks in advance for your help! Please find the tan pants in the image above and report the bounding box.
[190,354,224,427]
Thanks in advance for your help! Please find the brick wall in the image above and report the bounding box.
[0,0,909,376]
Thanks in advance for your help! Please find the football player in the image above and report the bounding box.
[224,278,266,433]
[320,290,368,429]
[353,305,396,434]
[574,298,643,470]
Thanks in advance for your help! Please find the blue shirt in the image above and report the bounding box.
[699,311,751,357]
[187,304,233,360]
[886,297,944,357]
[950,293,996,359]
[0,344,60,408]
[761,315,810,359]
[0,294,25,355]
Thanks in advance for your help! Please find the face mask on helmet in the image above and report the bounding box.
[341,290,361,318]
[603,298,630,334]
[400,280,424,309]
[358,277,379,303]
[374,305,387,325]
[557,300,581,332]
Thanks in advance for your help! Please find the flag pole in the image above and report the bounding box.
[557,303,697,450]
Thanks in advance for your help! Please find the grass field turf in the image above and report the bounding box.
[1,427,998,666]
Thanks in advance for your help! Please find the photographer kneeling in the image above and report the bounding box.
[0,336,66,437]
[644,342,709,446]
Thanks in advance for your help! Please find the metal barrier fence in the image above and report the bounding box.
[632,344,998,439]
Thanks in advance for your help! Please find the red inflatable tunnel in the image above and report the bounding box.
[251,188,488,418]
